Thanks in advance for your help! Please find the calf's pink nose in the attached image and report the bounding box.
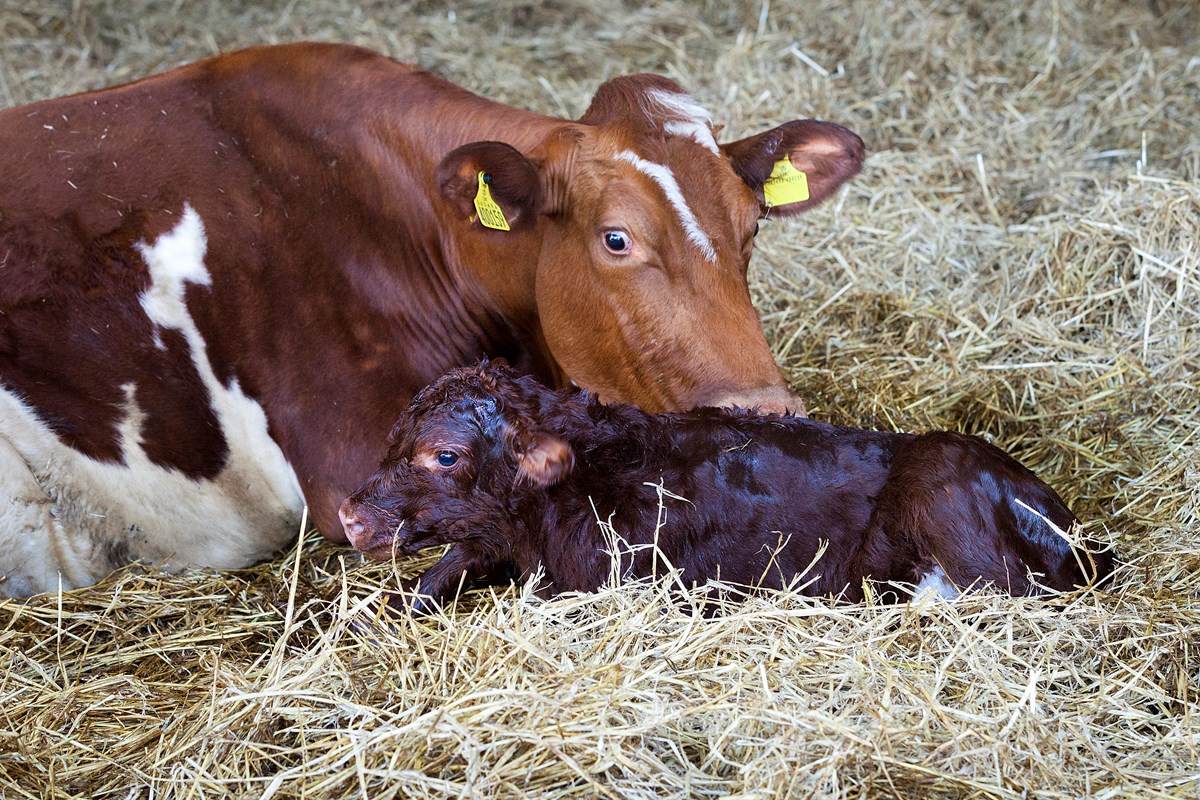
[338,502,366,547]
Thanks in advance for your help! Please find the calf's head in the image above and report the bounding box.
[338,364,573,560]
[437,75,865,414]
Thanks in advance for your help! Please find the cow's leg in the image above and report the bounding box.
[0,435,99,597]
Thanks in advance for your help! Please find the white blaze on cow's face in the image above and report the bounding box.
[642,87,721,155]
[613,150,717,264]
[0,205,305,598]
[528,117,786,414]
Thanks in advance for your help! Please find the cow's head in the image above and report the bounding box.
[437,75,865,415]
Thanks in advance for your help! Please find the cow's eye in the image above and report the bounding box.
[436,451,458,467]
[753,222,760,237]
[602,230,633,255]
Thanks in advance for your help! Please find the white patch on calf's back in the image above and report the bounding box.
[615,150,717,263]
[912,566,960,602]
[0,205,304,597]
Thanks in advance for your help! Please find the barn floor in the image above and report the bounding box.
[2,1,1198,798]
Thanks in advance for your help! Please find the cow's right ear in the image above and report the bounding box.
[722,120,865,217]
[437,142,542,231]
[514,432,574,488]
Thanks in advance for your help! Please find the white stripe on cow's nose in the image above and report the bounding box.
[614,150,717,263]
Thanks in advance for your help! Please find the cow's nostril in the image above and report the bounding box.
[338,503,366,546]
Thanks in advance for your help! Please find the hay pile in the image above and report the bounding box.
[2,0,1197,797]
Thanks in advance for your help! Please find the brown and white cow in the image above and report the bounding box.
[0,42,864,596]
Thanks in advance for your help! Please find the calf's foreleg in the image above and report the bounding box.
[388,545,515,614]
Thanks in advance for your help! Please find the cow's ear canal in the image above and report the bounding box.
[436,141,542,230]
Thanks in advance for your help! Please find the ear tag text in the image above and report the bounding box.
[762,157,810,208]
[473,172,511,231]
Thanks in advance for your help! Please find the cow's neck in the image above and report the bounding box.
[203,66,566,536]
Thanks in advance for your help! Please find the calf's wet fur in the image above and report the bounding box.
[340,363,1112,612]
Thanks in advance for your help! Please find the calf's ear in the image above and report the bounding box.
[722,120,865,217]
[437,141,542,230]
[515,432,575,488]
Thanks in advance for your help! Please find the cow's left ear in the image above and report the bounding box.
[436,141,542,231]
[722,120,865,217]
[514,431,574,488]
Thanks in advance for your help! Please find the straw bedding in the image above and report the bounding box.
[1,1,1197,797]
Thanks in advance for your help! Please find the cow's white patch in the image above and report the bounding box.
[615,150,717,263]
[0,430,96,596]
[644,88,720,155]
[137,204,210,347]
[135,204,303,515]
[0,206,304,598]
[912,566,960,602]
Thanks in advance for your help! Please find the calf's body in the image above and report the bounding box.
[341,365,1112,608]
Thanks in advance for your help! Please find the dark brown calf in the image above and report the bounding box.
[340,364,1112,610]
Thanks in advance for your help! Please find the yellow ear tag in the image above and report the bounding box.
[762,157,810,208]
[473,171,510,231]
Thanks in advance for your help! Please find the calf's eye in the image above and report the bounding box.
[436,451,458,467]
[602,230,633,255]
